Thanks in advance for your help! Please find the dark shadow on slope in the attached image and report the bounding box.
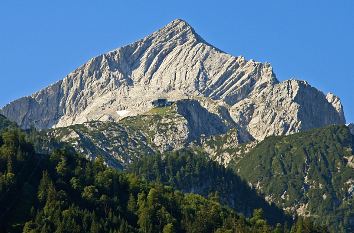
[176,100,230,142]
[128,149,292,226]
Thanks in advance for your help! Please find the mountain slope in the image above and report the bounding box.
[0,117,325,233]
[43,100,246,168]
[0,19,345,142]
[349,123,354,135]
[228,125,354,232]
[0,114,17,132]
[128,149,290,225]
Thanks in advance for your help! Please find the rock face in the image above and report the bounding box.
[230,80,346,140]
[348,123,354,135]
[46,121,157,168]
[0,19,345,141]
[46,100,242,167]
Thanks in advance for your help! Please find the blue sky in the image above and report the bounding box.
[0,0,353,122]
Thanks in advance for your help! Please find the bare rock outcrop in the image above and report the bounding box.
[230,80,345,140]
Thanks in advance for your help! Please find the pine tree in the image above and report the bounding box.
[127,193,137,213]
[137,192,153,233]
[38,171,52,203]
[163,223,175,233]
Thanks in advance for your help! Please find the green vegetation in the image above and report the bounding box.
[229,125,354,232]
[128,149,290,225]
[0,125,328,233]
[44,121,156,168]
[146,105,176,116]
[0,114,17,132]
[0,115,344,232]
[196,128,252,164]
[120,105,184,144]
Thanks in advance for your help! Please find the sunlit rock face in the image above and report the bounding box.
[0,19,345,141]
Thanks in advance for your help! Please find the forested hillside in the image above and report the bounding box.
[128,150,289,225]
[229,125,354,232]
[0,118,327,232]
[0,114,17,132]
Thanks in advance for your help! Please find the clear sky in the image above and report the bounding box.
[0,0,353,122]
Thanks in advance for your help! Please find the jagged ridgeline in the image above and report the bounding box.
[0,118,327,233]
[0,19,345,143]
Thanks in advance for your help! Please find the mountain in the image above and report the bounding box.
[0,19,351,232]
[227,125,354,232]
[0,19,345,142]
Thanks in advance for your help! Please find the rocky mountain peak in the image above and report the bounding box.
[164,18,194,32]
[127,18,203,53]
[157,19,201,40]
[326,92,345,123]
[170,18,190,26]
[0,19,346,142]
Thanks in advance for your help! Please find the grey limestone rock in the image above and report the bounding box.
[230,80,345,140]
[0,19,346,142]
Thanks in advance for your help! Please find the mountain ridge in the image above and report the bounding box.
[0,19,345,142]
